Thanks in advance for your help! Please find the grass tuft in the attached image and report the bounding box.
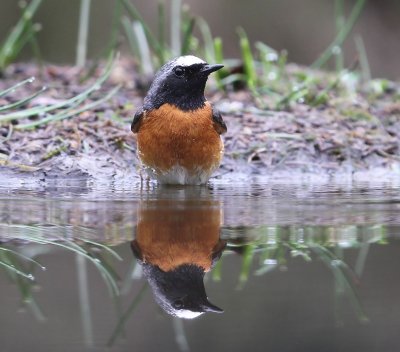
[237,28,257,91]
[311,0,367,69]
[0,0,43,72]
[354,35,371,82]
[0,0,373,114]
[120,0,197,72]
[0,53,119,129]
[1,224,121,297]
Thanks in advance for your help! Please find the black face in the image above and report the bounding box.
[141,263,224,319]
[167,63,208,95]
[171,63,219,81]
[143,57,223,111]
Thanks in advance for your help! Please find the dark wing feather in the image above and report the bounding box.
[131,240,144,263]
[131,108,145,133]
[211,240,227,268]
[211,105,227,135]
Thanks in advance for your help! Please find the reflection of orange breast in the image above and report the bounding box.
[136,200,221,272]
[136,102,223,174]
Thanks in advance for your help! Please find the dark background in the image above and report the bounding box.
[0,0,399,79]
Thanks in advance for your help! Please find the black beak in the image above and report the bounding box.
[200,64,224,75]
[202,300,224,313]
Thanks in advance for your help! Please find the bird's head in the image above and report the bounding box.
[144,55,223,111]
[141,263,224,319]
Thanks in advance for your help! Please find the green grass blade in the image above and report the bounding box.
[0,247,46,271]
[310,70,346,106]
[0,77,35,99]
[27,24,43,68]
[276,86,308,110]
[16,85,120,130]
[120,0,163,60]
[237,245,255,289]
[53,240,120,295]
[0,123,13,142]
[213,37,224,64]
[237,27,257,90]
[107,283,147,346]
[311,244,369,323]
[334,0,345,71]
[256,41,278,79]
[122,16,139,57]
[0,250,35,280]
[0,87,46,112]
[311,0,367,69]
[77,238,123,261]
[0,259,35,280]
[213,37,224,88]
[197,17,215,63]
[355,35,371,82]
[76,0,92,67]
[0,0,42,70]
[26,297,46,322]
[2,26,39,67]
[1,251,37,303]
[6,228,120,296]
[219,73,245,86]
[132,21,154,76]
[13,89,88,127]
[0,53,115,124]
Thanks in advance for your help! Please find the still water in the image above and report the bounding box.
[1,178,400,352]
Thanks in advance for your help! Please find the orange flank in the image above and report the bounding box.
[136,102,223,180]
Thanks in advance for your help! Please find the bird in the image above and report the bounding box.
[131,55,227,185]
[131,189,226,318]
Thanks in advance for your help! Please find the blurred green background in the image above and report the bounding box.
[0,0,399,78]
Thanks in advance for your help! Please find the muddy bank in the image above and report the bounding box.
[1,60,400,185]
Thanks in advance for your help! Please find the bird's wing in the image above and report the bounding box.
[131,108,145,133]
[211,240,227,268]
[211,105,227,135]
[131,240,144,263]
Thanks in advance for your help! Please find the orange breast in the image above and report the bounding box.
[136,103,223,174]
[136,199,222,272]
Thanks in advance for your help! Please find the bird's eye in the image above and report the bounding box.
[173,299,184,309]
[174,66,185,77]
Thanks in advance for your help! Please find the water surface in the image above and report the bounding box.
[1,179,400,352]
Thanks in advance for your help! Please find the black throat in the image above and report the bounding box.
[143,78,207,111]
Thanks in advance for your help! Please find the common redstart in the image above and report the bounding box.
[131,193,226,318]
[131,55,227,185]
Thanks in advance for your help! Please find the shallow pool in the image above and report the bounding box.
[1,179,400,351]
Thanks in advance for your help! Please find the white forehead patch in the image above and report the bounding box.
[175,55,205,67]
[175,309,204,319]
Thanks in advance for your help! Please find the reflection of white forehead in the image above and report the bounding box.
[175,309,204,319]
[175,55,206,67]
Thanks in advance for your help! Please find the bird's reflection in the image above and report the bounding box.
[131,187,226,319]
